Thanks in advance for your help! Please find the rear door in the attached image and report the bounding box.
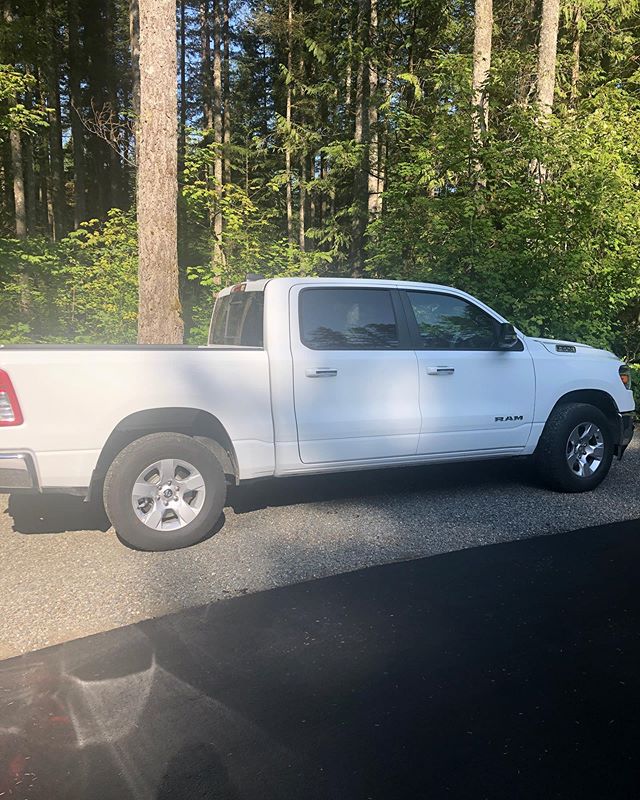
[291,285,421,463]
[401,289,535,454]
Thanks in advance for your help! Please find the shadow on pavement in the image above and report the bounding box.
[5,493,111,534]
[4,456,536,534]
[1,518,639,799]
[229,456,534,514]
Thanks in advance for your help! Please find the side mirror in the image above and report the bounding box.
[497,322,520,350]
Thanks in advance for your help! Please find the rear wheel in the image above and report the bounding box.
[103,432,226,551]
[534,402,614,492]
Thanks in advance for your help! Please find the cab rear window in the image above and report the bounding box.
[209,291,264,347]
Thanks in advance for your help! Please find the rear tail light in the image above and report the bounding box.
[0,370,23,425]
[619,365,632,390]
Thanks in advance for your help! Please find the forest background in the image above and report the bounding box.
[1,0,639,394]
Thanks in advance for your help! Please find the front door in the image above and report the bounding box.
[401,289,535,455]
[291,285,421,464]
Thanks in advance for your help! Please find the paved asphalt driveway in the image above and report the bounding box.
[2,519,640,799]
[1,442,638,660]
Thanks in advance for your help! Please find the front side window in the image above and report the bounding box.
[300,288,399,350]
[406,291,498,350]
[209,291,264,346]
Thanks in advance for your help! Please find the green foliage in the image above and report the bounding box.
[368,82,640,360]
[0,211,138,343]
[1,0,640,359]
[0,65,48,134]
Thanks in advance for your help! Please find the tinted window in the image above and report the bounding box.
[209,291,264,346]
[406,291,498,350]
[300,288,399,350]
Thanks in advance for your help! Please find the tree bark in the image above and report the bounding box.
[345,30,352,128]
[3,1,26,238]
[9,130,26,238]
[471,0,492,183]
[179,0,187,173]
[299,154,306,251]
[212,0,224,269]
[367,0,379,220]
[530,0,560,183]
[285,0,294,244]
[200,0,213,127]
[536,0,561,117]
[223,0,231,185]
[350,0,370,276]
[137,0,183,343]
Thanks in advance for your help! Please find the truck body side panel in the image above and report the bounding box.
[0,348,274,486]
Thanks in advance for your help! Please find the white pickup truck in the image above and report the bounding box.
[0,277,634,550]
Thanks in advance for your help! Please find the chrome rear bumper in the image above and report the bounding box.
[0,453,38,491]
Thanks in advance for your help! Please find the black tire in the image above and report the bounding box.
[103,432,226,551]
[534,402,614,492]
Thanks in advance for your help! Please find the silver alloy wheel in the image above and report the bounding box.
[131,458,206,531]
[565,422,605,478]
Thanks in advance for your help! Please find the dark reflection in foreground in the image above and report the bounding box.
[1,518,640,799]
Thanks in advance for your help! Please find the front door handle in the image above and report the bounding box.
[306,368,338,378]
[426,366,455,376]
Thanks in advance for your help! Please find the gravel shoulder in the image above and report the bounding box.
[1,442,638,660]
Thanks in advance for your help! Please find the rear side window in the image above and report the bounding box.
[209,291,264,346]
[406,291,498,350]
[300,288,399,350]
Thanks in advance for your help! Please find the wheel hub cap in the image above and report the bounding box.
[132,459,206,531]
[566,422,605,478]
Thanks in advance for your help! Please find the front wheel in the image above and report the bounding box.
[103,432,227,551]
[534,402,614,492]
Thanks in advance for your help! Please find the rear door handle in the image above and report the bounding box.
[306,368,338,378]
[426,366,455,376]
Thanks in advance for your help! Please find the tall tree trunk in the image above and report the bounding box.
[530,0,561,183]
[45,0,66,239]
[3,2,26,238]
[285,0,294,244]
[350,0,370,276]
[471,0,492,184]
[299,154,306,251]
[367,0,379,220]
[69,0,86,227]
[179,0,187,172]
[222,0,231,184]
[212,0,224,270]
[9,130,26,238]
[536,0,561,117]
[200,0,212,127]
[137,0,183,343]
[344,30,352,129]
[570,4,582,108]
